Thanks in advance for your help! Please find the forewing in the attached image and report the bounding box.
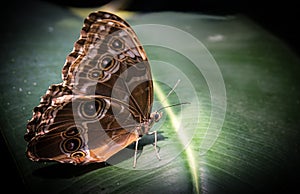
[62,11,153,119]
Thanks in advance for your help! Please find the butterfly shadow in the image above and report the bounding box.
[32,132,166,179]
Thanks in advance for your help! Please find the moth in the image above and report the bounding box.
[24,11,163,167]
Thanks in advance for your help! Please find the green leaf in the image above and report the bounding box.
[1,1,300,194]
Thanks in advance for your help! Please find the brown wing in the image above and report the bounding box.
[25,84,73,142]
[26,92,140,164]
[25,11,153,164]
[62,11,153,120]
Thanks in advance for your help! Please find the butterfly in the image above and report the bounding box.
[24,11,163,168]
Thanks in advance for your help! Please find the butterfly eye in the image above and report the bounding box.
[110,37,124,50]
[155,113,159,120]
[154,113,160,121]
[100,56,114,70]
[62,137,82,153]
[80,99,102,119]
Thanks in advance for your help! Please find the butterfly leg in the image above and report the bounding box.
[148,131,161,161]
[133,137,141,168]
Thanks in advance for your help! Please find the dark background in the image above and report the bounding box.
[1,0,299,193]
[46,0,300,55]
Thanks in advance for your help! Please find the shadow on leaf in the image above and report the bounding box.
[32,162,109,179]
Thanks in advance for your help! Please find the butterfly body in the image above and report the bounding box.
[25,11,161,166]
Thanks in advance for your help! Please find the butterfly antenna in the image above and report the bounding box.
[157,79,181,110]
[157,102,190,112]
[162,79,181,103]
[156,79,190,112]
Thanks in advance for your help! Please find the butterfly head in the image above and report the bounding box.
[150,111,163,123]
